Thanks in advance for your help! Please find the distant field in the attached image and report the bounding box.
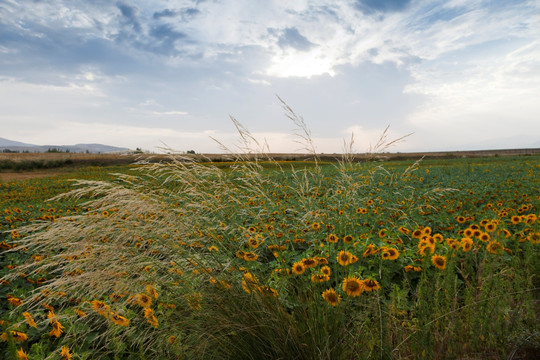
[1,147,539,168]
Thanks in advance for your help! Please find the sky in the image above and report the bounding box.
[1,0,539,154]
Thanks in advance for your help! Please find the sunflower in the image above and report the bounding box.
[510,215,522,224]
[327,234,339,243]
[302,257,318,268]
[110,312,130,326]
[1,331,28,342]
[257,286,278,297]
[337,250,353,266]
[316,256,329,265]
[485,222,497,232]
[362,278,380,292]
[146,285,159,299]
[412,229,423,239]
[311,222,321,231]
[404,265,415,272]
[247,237,261,248]
[479,232,490,242]
[320,265,331,276]
[433,233,444,243]
[378,229,387,238]
[291,261,306,275]
[311,274,330,283]
[343,235,354,244]
[342,276,364,297]
[526,214,537,224]
[7,296,23,306]
[463,228,474,237]
[74,308,87,317]
[60,346,72,360]
[502,229,512,238]
[91,300,111,316]
[17,348,28,360]
[363,244,377,257]
[456,216,466,224]
[381,248,399,260]
[486,241,503,254]
[243,252,258,262]
[431,255,446,270]
[322,288,341,306]
[241,273,258,293]
[49,319,64,338]
[460,237,473,252]
[22,312,37,328]
[144,308,159,327]
[417,243,434,257]
[398,226,410,235]
[131,294,152,308]
[109,293,126,303]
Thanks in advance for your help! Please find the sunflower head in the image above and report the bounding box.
[302,257,318,268]
[337,250,352,266]
[486,240,503,254]
[342,276,364,297]
[461,237,473,252]
[322,288,341,306]
[327,234,339,243]
[431,255,446,270]
[291,262,306,275]
[363,278,380,292]
[382,248,399,260]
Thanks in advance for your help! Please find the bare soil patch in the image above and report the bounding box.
[0,170,65,182]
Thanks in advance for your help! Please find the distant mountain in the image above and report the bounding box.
[0,137,34,147]
[0,137,130,153]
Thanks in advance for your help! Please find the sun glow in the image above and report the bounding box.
[266,49,336,78]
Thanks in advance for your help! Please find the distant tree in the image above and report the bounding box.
[187,150,196,154]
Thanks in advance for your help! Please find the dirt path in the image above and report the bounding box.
[0,170,65,182]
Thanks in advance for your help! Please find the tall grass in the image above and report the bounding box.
[3,101,538,359]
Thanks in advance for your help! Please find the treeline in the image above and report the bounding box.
[0,158,74,171]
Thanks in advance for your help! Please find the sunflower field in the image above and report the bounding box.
[1,124,539,359]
